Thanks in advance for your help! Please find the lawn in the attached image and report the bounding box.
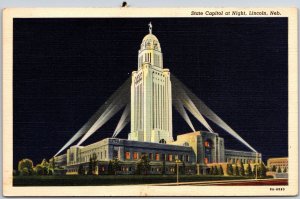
[13,175,254,186]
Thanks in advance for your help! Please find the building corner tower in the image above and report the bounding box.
[128,23,173,143]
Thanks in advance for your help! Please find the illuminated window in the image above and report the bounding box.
[155,153,160,161]
[133,152,138,160]
[168,154,172,161]
[125,152,131,160]
[204,141,211,148]
[204,157,208,164]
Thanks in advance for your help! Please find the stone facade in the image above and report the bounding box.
[225,149,262,164]
[128,32,173,143]
[59,130,261,175]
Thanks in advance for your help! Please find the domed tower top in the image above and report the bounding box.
[139,22,162,52]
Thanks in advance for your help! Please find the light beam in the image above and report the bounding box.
[112,103,130,138]
[54,77,131,156]
[171,74,257,152]
[173,99,195,132]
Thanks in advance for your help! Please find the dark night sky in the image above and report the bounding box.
[13,18,288,169]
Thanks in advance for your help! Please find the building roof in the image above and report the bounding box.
[140,33,161,52]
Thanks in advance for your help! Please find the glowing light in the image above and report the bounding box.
[54,78,131,156]
[171,75,257,152]
[173,97,195,132]
[76,81,130,146]
[112,103,130,138]
[172,79,213,133]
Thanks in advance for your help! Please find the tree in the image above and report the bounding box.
[35,165,44,175]
[18,159,34,176]
[209,167,213,175]
[87,157,93,175]
[240,164,245,176]
[137,155,151,175]
[41,159,49,168]
[212,166,219,175]
[162,159,166,175]
[108,160,114,175]
[246,163,252,176]
[112,158,121,175]
[92,153,98,174]
[78,164,85,175]
[277,167,282,173]
[259,163,267,177]
[21,167,30,176]
[33,158,51,175]
[234,166,240,176]
[283,167,287,173]
[227,164,233,176]
[219,165,224,175]
[271,165,277,172]
[87,153,98,175]
[49,157,55,170]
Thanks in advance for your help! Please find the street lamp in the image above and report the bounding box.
[255,152,258,180]
[175,159,182,185]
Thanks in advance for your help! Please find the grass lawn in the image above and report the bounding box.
[13,175,256,186]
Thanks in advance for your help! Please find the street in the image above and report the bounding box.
[148,178,288,186]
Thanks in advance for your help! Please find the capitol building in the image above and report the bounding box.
[53,24,261,175]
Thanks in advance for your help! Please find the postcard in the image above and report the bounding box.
[2,7,298,196]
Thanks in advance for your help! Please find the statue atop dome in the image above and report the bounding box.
[148,22,152,34]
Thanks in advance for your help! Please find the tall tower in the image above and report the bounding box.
[128,23,173,143]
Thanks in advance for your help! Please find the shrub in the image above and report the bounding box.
[259,163,267,177]
[240,164,245,176]
[219,165,224,175]
[234,166,240,176]
[246,163,252,176]
[78,165,85,175]
[227,164,233,175]
[277,167,282,173]
[18,159,34,175]
[283,167,287,173]
[21,167,29,176]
